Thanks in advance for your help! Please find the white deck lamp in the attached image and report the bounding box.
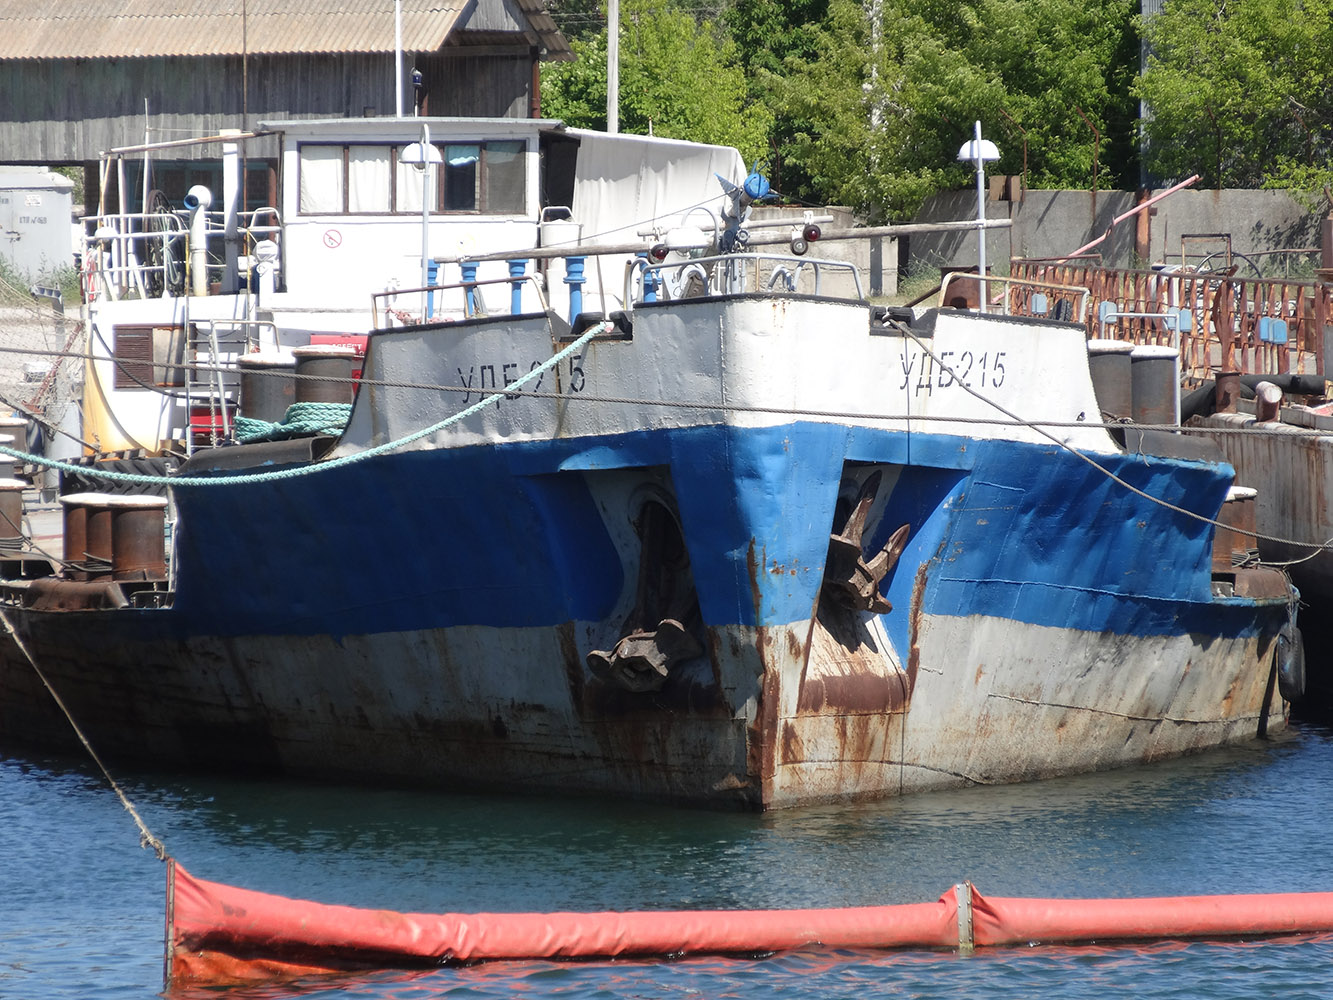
[957,121,1000,312]
[399,124,443,320]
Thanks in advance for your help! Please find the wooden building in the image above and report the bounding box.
[0,0,571,208]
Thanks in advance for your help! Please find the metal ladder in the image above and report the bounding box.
[183,318,245,454]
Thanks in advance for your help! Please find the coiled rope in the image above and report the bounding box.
[0,324,605,489]
[234,402,353,444]
[1,317,1331,553]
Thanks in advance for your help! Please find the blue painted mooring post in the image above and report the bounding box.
[426,260,439,320]
[508,259,528,315]
[637,251,659,303]
[460,260,478,316]
[565,256,586,323]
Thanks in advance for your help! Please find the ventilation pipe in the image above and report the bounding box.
[183,185,213,296]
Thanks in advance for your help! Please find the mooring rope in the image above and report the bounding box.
[0,324,606,489]
[890,319,1331,558]
[234,402,353,444]
[0,606,168,859]
[0,313,1329,552]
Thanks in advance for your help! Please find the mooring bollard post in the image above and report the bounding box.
[565,255,586,323]
[637,251,660,303]
[460,260,478,317]
[508,259,527,315]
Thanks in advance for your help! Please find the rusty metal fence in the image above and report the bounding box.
[1007,260,1333,382]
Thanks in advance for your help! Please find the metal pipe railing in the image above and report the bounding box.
[1010,260,1331,379]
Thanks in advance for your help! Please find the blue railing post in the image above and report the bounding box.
[426,259,439,320]
[565,255,586,323]
[460,260,478,317]
[508,258,528,315]
[637,251,659,303]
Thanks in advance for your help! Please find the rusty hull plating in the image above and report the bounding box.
[0,298,1299,809]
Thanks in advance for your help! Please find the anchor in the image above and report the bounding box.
[822,472,910,614]
[587,497,704,693]
[587,619,704,694]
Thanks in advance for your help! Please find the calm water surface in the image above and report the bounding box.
[5,724,1333,999]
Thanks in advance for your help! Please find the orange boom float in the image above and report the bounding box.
[166,861,1333,986]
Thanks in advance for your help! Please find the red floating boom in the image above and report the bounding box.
[165,860,1333,987]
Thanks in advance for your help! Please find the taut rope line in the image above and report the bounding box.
[891,320,1330,559]
[0,606,167,859]
[2,319,1329,550]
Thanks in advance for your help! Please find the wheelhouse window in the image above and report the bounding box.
[298,141,526,215]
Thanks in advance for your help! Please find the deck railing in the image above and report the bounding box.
[1008,260,1333,381]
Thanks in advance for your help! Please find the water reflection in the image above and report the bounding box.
[162,935,1333,1000]
[5,724,1333,999]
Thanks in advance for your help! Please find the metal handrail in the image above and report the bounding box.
[84,209,284,300]
[641,252,863,300]
[939,271,1091,323]
[371,273,552,329]
[1010,259,1331,378]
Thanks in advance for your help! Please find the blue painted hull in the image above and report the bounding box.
[0,299,1296,808]
[159,423,1269,642]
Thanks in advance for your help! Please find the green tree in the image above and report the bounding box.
[958,0,1139,189]
[766,0,1138,221]
[1136,0,1333,189]
[764,0,979,220]
[545,0,606,44]
[541,0,773,162]
[722,0,829,195]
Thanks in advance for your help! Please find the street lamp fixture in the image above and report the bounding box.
[399,124,444,320]
[957,121,1000,312]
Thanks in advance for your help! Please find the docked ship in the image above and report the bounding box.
[0,120,1301,808]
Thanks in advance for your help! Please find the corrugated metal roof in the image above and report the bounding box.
[0,1,471,58]
[511,0,573,59]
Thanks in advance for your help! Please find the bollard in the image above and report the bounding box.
[0,417,29,478]
[508,259,528,315]
[108,495,170,582]
[1212,485,1258,572]
[1214,370,1242,414]
[0,434,19,480]
[1255,381,1283,423]
[0,478,25,554]
[292,345,357,405]
[239,353,297,423]
[1086,340,1135,420]
[79,494,118,579]
[58,492,99,580]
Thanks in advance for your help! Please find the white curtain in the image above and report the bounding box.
[298,145,344,213]
[396,155,437,213]
[349,146,392,212]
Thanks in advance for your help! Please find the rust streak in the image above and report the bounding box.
[796,673,907,715]
[781,720,802,765]
[907,562,929,693]
[749,655,781,806]
[555,621,585,712]
[746,538,763,625]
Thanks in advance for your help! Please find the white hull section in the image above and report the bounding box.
[3,607,1282,809]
